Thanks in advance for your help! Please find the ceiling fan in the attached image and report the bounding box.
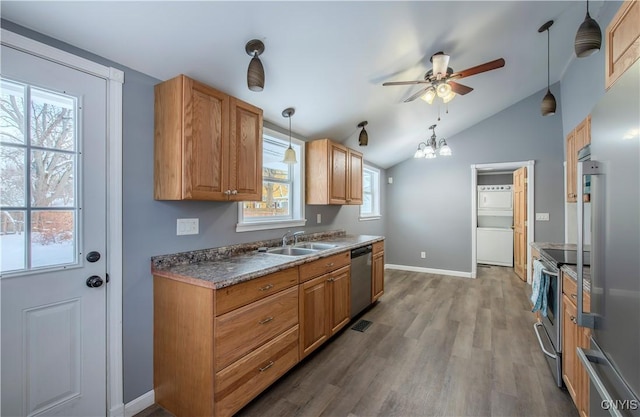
[382,52,505,104]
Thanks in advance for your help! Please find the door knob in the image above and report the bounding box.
[86,275,104,288]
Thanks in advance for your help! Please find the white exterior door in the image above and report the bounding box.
[1,44,108,416]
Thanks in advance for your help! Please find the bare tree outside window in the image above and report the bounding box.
[1,79,77,272]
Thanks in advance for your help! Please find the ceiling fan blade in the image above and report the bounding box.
[383,80,429,86]
[403,87,430,103]
[448,81,474,95]
[450,58,505,80]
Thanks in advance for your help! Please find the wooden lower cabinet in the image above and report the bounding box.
[299,265,351,359]
[372,242,384,302]
[562,272,591,417]
[214,326,299,416]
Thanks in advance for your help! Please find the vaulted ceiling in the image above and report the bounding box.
[1,1,605,168]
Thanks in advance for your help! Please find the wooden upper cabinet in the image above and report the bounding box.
[566,115,591,203]
[306,138,363,205]
[605,0,640,89]
[154,74,263,201]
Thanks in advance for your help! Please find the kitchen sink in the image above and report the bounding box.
[294,242,338,250]
[266,247,319,256]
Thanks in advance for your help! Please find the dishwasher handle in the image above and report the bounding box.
[351,245,372,258]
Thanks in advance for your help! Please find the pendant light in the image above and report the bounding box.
[574,0,602,57]
[245,39,265,92]
[539,20,556,116]
[357,121,368,146]
[282,108,297,164]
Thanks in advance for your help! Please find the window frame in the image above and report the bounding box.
[359,164,381,221]
[236,127,306,232]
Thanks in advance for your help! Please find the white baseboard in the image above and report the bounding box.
[124,390,155,417]
[385,264,473,279]
[109,403,124,417]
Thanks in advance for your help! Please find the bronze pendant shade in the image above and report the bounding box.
[358,121,368,146]
[574,1,601,57]
[539,20,556,116]
[246,39,265,92]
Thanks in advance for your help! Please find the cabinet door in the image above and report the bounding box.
[372,252,384,302]
[299,275,329,358]
[329,266,350,334]
[184,79,230,200]
[566,130,577,202]
[562,294,579,403]
[605,0,640,89]
[329,143,348,204]
[347,150,363,205]
[229,98,263,201]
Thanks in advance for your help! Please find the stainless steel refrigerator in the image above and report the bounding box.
[576,59,640,417]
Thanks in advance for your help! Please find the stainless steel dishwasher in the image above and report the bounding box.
[350,245,372,318]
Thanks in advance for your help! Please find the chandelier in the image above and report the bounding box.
[414,124,452,159]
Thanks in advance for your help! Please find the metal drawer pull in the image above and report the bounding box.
[326,262,334,267]
[570,315,577,324]
[533,322,557,359]
[259,361,274,372]
[577,348,623,417]
[258,316,274,325]
[571,293,577,299]
[258,284,274,291]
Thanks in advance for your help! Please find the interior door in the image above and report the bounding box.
[1,45,108,416]
[513,166,527,281]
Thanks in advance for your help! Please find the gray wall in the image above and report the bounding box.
[385,83,565,272]
[1,20,386,403]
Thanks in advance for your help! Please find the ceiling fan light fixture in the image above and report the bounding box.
[357,121,369,146]
[442,90,456,104]
[436,82,452,98]
[245,39,265,92]
[421,87,436,104]
[431,52,450,77]
[281,107,297,164]
[575,1,601,58]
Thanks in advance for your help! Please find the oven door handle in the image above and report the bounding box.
[533,322,557,359]
[541,267,558,277]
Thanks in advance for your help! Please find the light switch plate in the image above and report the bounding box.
[535,213,550,221]
[388,177,393,184]
[177,218,199,235]
[317,214,322,224]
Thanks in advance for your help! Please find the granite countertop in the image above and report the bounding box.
[151,231,384,290]
[530,241,591,292]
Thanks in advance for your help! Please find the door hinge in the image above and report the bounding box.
[106,273,110,283]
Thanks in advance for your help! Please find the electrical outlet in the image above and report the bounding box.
[388,177,394,184]
[421,251,426,259]
[177,218,199,235]
[535,213,550,221]
[317,213,322,224]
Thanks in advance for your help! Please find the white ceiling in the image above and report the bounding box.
[1,1,606,168]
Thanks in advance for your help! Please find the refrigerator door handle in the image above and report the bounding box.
[577,160,602,328]
[577,347,624,417]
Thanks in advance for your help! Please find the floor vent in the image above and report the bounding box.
[351,319,372,332]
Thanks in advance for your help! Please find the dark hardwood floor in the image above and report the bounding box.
[136,266,577,417]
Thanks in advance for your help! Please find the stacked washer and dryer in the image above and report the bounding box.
[477,185,514,267]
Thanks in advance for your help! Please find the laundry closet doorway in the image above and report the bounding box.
[470,161,535,282]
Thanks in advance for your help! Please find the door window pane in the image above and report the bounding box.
[0,210,26,272]
[31,210,75,268]
[0,78,79,274]
[0,79,26,144]
[0,146,26,206]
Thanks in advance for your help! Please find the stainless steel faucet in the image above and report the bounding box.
[282,230,304,247]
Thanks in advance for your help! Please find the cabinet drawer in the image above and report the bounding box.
[372,241,384,255]
[214,325,299,417]
[215,286,298,371]
[563,274,591,312]
[299,251,350,283]
[215,267,299,316]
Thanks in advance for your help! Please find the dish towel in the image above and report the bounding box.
[531,259,550,317]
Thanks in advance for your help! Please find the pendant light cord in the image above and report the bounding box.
[288,115,292,148]
[547,27,550,90]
